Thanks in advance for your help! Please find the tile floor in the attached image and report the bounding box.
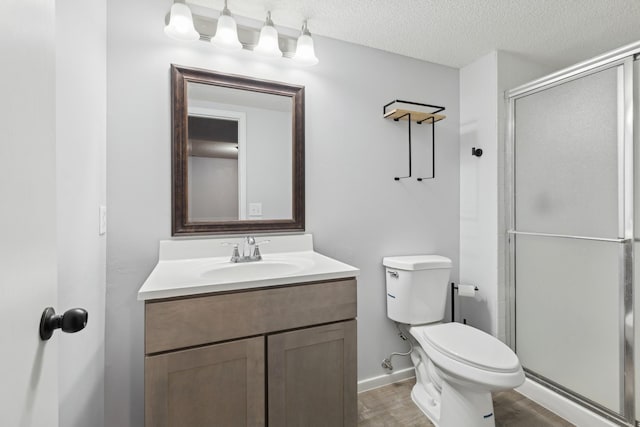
[358,378,575,426]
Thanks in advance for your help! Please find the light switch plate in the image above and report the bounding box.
[249,202,262,216]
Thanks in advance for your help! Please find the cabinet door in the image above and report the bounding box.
[145,336,265,427]
[268,320,357,427]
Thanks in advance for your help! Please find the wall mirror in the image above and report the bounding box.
[171,65,305,235]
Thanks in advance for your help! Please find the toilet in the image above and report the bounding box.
[383,255,524,427]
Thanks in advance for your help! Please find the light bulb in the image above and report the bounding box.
[253,12,282,58]
[211,2,242,50]
[164,3,200,42]
[293,21,319,66]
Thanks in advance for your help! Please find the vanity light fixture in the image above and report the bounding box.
[164,1,319,65]
[292,20,319,66]
[211,0,242,50]
[253,11,283,58]
[164,3,200,42]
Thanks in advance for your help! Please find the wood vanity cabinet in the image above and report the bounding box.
[144,278,357,427]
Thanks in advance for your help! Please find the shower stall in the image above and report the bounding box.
[506,43,640,426]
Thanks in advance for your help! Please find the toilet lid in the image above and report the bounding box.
[416,323,520,373]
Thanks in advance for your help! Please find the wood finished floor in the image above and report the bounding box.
[358,379,575,426]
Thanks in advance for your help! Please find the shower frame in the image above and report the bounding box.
[505,42,640,426]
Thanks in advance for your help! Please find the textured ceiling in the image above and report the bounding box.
[187,0,640,69]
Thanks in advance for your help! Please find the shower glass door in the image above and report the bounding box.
[509,59,634,423]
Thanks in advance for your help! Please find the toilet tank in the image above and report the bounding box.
[383,255,452,325]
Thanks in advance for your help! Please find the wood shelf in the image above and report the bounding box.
[382,99,446,181]
[383,108,446,123]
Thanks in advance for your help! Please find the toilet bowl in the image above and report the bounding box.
[383,255,525,427]
[410,322,524,426]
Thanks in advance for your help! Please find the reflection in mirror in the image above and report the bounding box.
[187,83,292,222]
[188,114,241,221]
[171,65,304,235]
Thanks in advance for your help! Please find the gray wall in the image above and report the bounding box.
[106,0,459,424]
[56,0,106,426]
[244,107,292,219]
[189,156,239,220]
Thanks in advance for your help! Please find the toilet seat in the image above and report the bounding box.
[410,322,524,391]
[415,323,520,373]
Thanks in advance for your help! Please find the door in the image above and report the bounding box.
[0,0,58,426]
[145,337,265,427]
[268,320,357,427]
[508,59,634,422]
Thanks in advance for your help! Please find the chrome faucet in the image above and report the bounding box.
[242,236,256,258]
[227,236,269,263]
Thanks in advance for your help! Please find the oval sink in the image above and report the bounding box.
[201,258,314,281]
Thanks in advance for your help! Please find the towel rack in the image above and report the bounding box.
[383,100,446,181]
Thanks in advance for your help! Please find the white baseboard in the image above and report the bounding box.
[516,378,621,427]
[357,367,415,393]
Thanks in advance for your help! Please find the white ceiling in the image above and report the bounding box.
[188,0,640,70]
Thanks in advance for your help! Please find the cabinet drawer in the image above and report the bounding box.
[145,278,357,354]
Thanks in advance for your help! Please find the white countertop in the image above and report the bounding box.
[138,234,359,301]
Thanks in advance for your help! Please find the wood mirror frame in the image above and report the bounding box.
[171,64,305,235]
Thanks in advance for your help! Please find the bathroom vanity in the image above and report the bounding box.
[139,235,359,426]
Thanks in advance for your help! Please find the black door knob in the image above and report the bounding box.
[39,307,88,341]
